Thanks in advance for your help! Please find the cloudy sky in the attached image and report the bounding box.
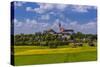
[12,1,97,34]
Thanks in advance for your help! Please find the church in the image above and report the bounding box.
[43,23,74,39]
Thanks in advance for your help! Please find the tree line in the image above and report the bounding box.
[13,32,97,48]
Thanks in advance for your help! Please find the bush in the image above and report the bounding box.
[40,41,47,46]
[88,43,95,47]
[48,41,57,48]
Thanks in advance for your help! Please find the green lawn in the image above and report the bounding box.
[14,51,97,66]
[13,45,97,66]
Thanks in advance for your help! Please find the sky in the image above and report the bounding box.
[12,1,97,34]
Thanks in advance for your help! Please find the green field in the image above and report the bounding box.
[13,45,97,66]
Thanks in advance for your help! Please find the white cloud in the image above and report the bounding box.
[26,3,96,14]
[25,19,38,28]
[24,19,49,28]
[68,21,97,34]
[14,19,17,23]
[38,3,54,9]
[14,19,23,27]
[33,3,54,13]
[14,18,97,34]
[69,21,77,25]
[71,6,96,13]
[26,7,33,11]
[28,4,96,14]
[14,18,50,34]
[26,3,68,14]
[56,4,67,10]
[40,14,50,20]
[14,1,26,7]
[82,21,96,29]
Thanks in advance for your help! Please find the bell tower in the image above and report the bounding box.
[58,23,64,32]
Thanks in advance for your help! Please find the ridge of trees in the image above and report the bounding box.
[13,32,97,48]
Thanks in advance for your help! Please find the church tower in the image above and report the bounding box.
[58,23,64,32]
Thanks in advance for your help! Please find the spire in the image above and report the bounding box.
[58,23,64,32]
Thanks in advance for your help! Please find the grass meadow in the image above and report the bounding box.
[13,44,97,66]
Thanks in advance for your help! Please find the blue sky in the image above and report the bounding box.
[12,1,97,34]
